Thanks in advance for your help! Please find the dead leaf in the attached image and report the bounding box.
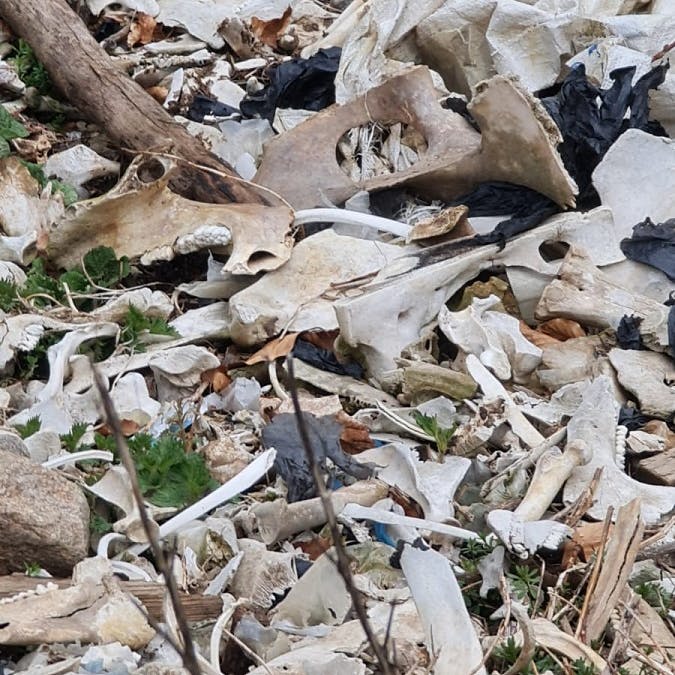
[128,13,157,47]
[300,330,339,352]
[295,535,331,560]
[562,521,613,568]
[250,7,292,48]
[539,318,586,341]
[336,411,373,455]
[201,366,232,392]
[519,321,560,348]
[146,86,168,104]
[246,333,300,364]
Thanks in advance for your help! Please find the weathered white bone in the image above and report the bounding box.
[465,355,544,449]
[439,295,541,382]
[250,480,389,545]
[341,503,479,542]
[536,247,671,352]
[0,576,153,647]
[355,443,471,522]
[487,510,571,559]
[609,349,675,419]
[563,377,675,524]
[46,155,293,274]
[514,440,590,522]
[336,207,622,379]
[43,144,120,198]
[400,544,486,675]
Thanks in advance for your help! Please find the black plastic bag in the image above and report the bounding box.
[187,95,240,122]
[240,47,341,121]
[616,315,644,350]
[262,413,373,502]
[293,339,364,379]
[620,218,675,281]
[541,63,668,207]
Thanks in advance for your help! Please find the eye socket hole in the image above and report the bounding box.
[538,240,570,262]
[137,159,166,183]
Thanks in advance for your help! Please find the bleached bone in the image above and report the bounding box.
[536,247,671,352]
[336,206,623,379]
[400,544,487,675]
[609,349,675,419]
[250,480,389,545]
[514,440,590,522]
[0,577,153,647]
[487,510,571,559]
[46,155,293,275]
[341,503,479,542]
[466,355,544,449]
[439,295,541,382]
[563,376,675,525]
[355,443,471,522]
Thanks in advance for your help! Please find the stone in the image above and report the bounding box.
[0,449,90,575]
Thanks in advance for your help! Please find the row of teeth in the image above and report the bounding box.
[0,582,59,605]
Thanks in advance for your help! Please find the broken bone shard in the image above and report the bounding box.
[400,544,486,675]
[536,247,671,352]
[254,66,576,209]
[229,229,401,346]
[487,510,572,558]
[46,155,293,273]
[336,206,620,379]
[609,349,675,419]
[514,440,590,522]
[593,130,675,239]
[250,480,389,545]
[563,376,675,525]
[439,295,541,382]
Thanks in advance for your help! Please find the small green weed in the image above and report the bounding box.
[0,105,29,158]
[413,411,458,455]
[14,415,41,439]
[9,39,52,94]
[120,305,179,352]
[507,564,541,604]
[60,422,88,452]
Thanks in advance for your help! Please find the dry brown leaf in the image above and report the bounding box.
[300,330,339,352]
[336,411,373,455]
[245,333,299,364]
[250,7,292,47]
[562,521,613,568]
[539,318,586,341]
[128,13,157,47]
[201,366,231,392]
[146,85,168,104]
[295,535,331,560]
[519,321,560,348]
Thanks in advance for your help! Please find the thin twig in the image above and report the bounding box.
[93,366,202,675]
[285,356,394,674]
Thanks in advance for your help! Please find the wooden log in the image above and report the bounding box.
[0,0,269,205]
[0,575,223,622]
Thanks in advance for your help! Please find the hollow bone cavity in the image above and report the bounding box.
[255,66,577,210]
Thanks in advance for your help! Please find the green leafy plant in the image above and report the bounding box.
[60,422,88,452]
[125,433,217,508]
[14,331,64,380]
[14,416,41,439]
[413,411,458,455]
[94,433,117,453]
[10,39,52,94]
[90,513,113,536]
[507,564,542,604]
[0,278,20,312]
[21,160,78,206]
[21,257,66,306]
[23,561,42,577]
[572,659,597,675]
[634,581,674,618]
[491,639,570,675]
[120,305,179,353]
[0,105,29,158]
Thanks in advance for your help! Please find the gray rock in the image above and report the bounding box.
[0,449,90,575]
[0,431,29,457]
